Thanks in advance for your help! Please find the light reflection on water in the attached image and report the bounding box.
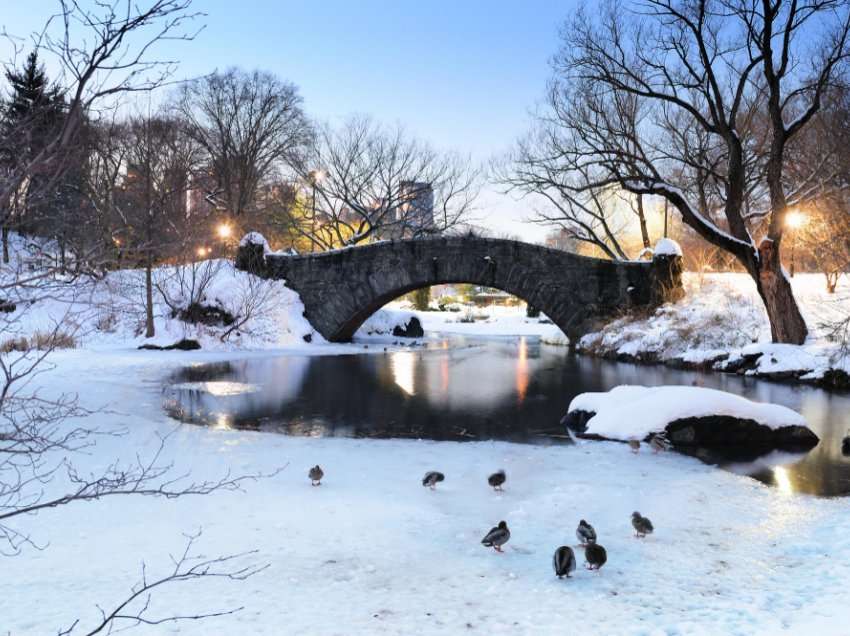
[163,335,850,497]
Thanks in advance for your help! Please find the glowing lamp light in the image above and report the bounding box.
[217,223,233,240]
[196,246,209,257]
[785,210,805,229]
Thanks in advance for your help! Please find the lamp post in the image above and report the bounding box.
[215,221,233,257]
[785,209,805,278]
[307,169,325,253]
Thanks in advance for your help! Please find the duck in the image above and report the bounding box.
[308,465,324,486]
[628,439,641,453]
[631,511,654,538]
[650,431,672,453]
[481,520,510,552]
[842,432,850,457]
[422,471,445,490]
[585,543,607,571]
[552,546,576,578]
[576,519,597,546]
[488,470,506,491]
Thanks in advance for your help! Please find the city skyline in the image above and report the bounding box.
[1,0,580,241]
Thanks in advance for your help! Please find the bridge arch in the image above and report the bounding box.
[236,235,682,343]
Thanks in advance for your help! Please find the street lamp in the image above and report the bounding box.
[785,209,806,278]
[216,223,232,240]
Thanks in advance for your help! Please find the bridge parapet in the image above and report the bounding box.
[236,234,683,343]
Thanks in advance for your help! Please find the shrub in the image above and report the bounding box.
[0,330,77,353]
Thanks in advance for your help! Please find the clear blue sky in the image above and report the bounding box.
[4,1,581,240]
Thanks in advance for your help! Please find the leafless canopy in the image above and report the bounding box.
[175,68,313,218]
[290,116,480,250]
[506,0,850,343]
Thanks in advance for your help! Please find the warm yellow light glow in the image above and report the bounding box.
[217,223,233,239]
[785,210,806,229]
[312,169,325,183]
[391,351,416,395]
[196,246,209,257]
[773,466,794,495]
[515,336,529,403]
[113,238,121,246]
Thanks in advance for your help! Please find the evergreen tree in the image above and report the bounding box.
[1,50,86,268]
[1,50,63,167]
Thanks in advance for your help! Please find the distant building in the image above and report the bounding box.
[544,227,577,252]
[396,180,435,237]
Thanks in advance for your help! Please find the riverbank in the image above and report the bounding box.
[406,273,850,391]
[6,345,850,635]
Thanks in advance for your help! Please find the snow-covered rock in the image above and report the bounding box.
[358,308,423,338]
[653,237,683,257]
[239,231,271,253]
[566,385,817,449]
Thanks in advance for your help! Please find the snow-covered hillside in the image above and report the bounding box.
[0,235,411,351]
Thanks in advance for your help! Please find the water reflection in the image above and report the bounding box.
[164,335,850,497]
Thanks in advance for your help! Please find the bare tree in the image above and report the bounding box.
[114,112,202,337]
[175,68,312,221]
[0,1,202,271]
[524,0,850,344]
[783,86,850,291]
[291,116,479,250]
[498,93,658,260]
[0,4,275,632]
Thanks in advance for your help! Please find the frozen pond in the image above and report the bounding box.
[164,335,850,496]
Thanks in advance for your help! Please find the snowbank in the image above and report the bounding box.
[568,385,808,440]
[578,272,850,388]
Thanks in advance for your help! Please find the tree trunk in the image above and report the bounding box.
[2,226,8,264]
[636,195,650,249]
[145,259,155,338]
[826,272,838,294]
[754,239,808,344]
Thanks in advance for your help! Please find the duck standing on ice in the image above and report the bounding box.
[576,519,596,546]
[585,543,607,571]
[553,546,576,578]
[650,432,672,453]
[481,521,510,552]
[308,465,324,486]
[422,471,445,490]
[488,470,506,491]
[631,511,654,538]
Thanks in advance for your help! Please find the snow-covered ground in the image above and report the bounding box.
[5,239,850,633]
[6,347,850,635]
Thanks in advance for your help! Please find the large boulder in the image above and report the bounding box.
[564,385,818,452]
[392,316,424,338]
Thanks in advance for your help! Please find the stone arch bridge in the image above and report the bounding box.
[235,235,683,343]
